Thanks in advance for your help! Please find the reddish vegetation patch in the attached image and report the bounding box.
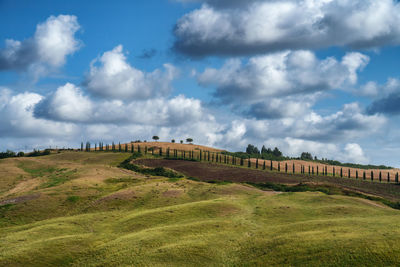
[135,159,400,202]
[136,159,317,184]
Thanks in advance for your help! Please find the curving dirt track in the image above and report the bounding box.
[135,159,400,202]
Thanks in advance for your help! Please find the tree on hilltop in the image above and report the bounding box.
[186,138,193,143]
[300,152,313,160]
[272,147,282,157]
[152,136,159,141]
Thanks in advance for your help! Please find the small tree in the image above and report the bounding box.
[180,140,183,144]
[152,136,159,141]
[171,139,175,143]
[272,147,282,157]
[186,138,193,143]
[300,152,313,160]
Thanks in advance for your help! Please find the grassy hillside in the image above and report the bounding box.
[1,151,400,266]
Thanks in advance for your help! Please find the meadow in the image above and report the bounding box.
[0,150,400,266]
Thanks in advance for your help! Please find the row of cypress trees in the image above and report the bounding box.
[79,142,399,183]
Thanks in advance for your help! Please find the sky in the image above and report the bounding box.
[1,0,400,166]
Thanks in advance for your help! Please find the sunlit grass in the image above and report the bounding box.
[0,151,399,266]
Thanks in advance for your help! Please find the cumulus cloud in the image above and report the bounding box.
[197,50,368,118]
[364,78,400,115]
[244,96,313,119]
[211,118,371,163]
[34,83,207,127]
[0,88,78,139]
[343,143,368,164]
[34,83,93,122]
[288,103,386,142]
[85,45,177,100]
[174,0,400,56]
[0,15,81,72]
[221,102,386,147]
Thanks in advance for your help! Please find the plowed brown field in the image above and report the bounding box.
[136,159,400,202]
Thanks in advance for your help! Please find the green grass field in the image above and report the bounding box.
[0,151,400,266]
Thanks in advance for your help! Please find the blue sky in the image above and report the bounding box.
[1,0,400,166]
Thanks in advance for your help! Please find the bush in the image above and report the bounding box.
[26,149,51,157]
[67,196,80,203]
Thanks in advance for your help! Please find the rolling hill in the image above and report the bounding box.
[0,150,400,266]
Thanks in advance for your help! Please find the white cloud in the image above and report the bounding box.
[34,83,207,127]
[219,102,386,150]
[343,143,368,164]
[197,50,369,118]
[0,15,81,74]
[359,78,400,98]
[0,88,78,139]
[34,83,93,122]
[174,0,400,56]
[85,45,178,100]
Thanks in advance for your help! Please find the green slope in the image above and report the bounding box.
[0,152,399,266]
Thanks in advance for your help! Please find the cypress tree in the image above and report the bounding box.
[81,142,83,151]
[240,157,244,166]
[112,142,115,152]
[285,163,288,173]
[145,146,148,154]
[248,157,251,168]
[379,172,382,182]
[396,173,399,183]
[263,160,266,170]
[256,158,259,169]
[278,163,281,172]
[348,169,350,178]
[333,167,335,177]
[308,166,310,175]
[270,160,273,171]
[183,151,186,159]
[293,163,295,173]
[316,166,318,175]
[166,147,169,157]
[125,144,128,152]
[340,168,343,177]
[232,156,235,165]
[138,145,141,153]
[371,171,374,181]
[356,170,358,179]
[387,172,390,183]
[159,148,162,156]
[363,171,366,180]
[312,166,314,175]
[208,151,210,161]
[119,142,121,152]
[200,150,202,161]
[131,144,134,153]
